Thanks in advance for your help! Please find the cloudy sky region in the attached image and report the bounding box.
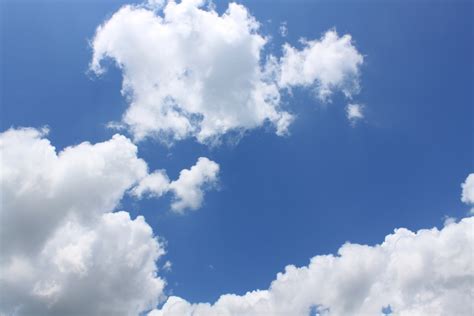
[1,0,473,315]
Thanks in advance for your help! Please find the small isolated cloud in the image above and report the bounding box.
[132,157,220,213]
[169,157,220,212]
[279,21,288,37]
[163,261,172,272]
[279,30,364,102]
[346,103,364,124]
[149,216,474,316]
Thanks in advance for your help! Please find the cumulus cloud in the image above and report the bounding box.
[346,103,364,124]
[90,1,364,144]
[150,217,474,316]
[90,0,292,144]
[0,127,215,315]
[0,127,165,315]
[169,157,220,212]
[279,30,364,102]
[0,127,148,258]
[132,157,220,213]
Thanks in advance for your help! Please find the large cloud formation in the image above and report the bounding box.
[150,216,474,316]
[90,0,364,144]
[0,127,217,315]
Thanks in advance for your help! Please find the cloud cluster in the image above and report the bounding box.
[0,127,217,315]
[90,0,365,144]
[150,216,474,316]
[132,157,220,213]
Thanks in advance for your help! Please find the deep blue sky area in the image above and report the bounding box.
[1,0,473,304]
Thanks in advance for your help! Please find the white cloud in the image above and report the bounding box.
[7,211,166,316]
[346,103,364,124]
[132,170,171,199]
[91,0,292,144]
[0,127,207,315]
[0,127,147,258]
[169,157,220,212]
[133,157,220,213]
[461,173,474,207]
[90,1,365,144]
[279,30,364,102]
[150,217,474,316]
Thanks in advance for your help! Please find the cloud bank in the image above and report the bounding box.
[0,127,217,315]
[90,0,364,144]
[150,216,474,316]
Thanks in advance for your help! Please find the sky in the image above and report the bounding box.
[1,0,473,315]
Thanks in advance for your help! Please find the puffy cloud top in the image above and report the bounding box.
[90,1,364,144]
[0,127,217,315]
[151,217,474,316]
[91,0,292,144]
[132,156,220,213]
[0,128,165,315]
[279,30,363,102]
[0,127,148,257]
[461,173,474,206]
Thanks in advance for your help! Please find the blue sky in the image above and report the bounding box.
[1,0,473,315]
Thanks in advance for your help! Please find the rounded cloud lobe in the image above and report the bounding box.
[131,157,220,213]
[0,127,220,315]
[91,1,291,143]
[90,0,364,144]
[0,128,165,315]
[279,30,363,102]
[151,217,474,316]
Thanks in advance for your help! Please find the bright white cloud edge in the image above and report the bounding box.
[132,156,220,213]
[150,216,474,316]
[0,127,218,315]
[90,0,364,145]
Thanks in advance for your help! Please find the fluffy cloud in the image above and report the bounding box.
[169,157,219,212]
[132,157,220,213]
[91,0,292,144]
[0,127,148,258]
[0,128,164,315]
[346,103,364,124]
[90,1,364,144]
[2,211,166,316]
[150,217,474,316]
[0,127,215,315]
[461,173,474,206]
[279,30,364,102]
